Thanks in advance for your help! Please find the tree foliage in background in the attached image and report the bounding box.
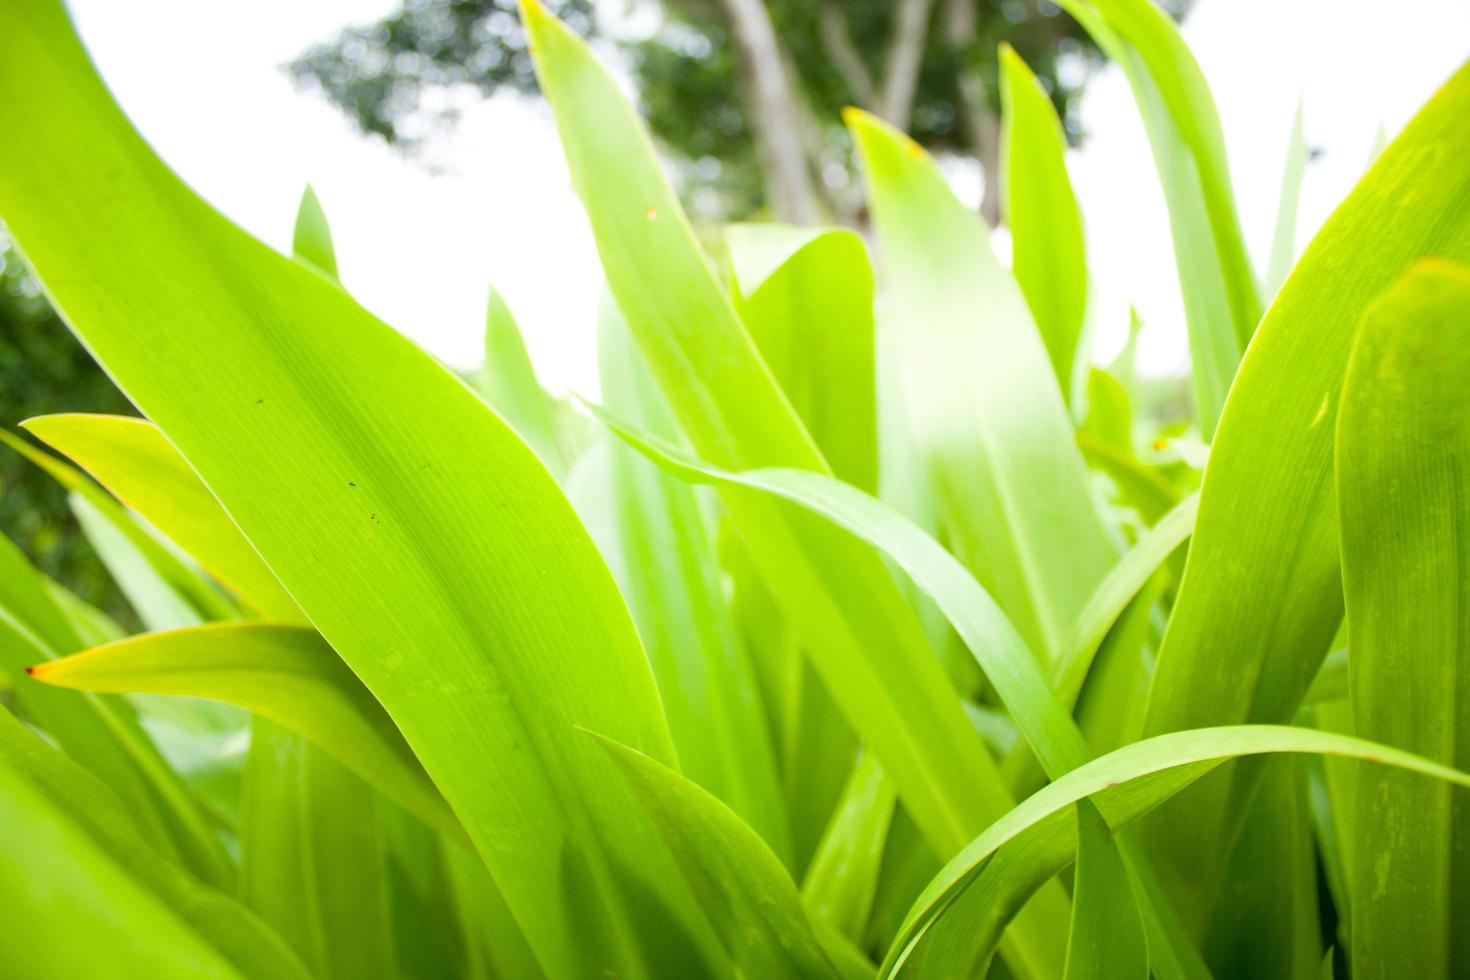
[289,0,1188,223]
[0,236,135,626]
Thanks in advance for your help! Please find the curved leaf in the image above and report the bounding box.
[477,285,568,479]
[882,725,1470,977]
[593,410,1210,978]
[29,622,463,843]
[0,429,235,621]
[0,705,311,980]
[1054,0,1260,433]
[1137,59,1470,925]
[22,414,301,621]
[1337,258,1470,976]
[594,732,842,980]
[0,530,232,887]
[519,15,1067,976]
[1000,44,1089,404]
[848,109,1115,666]
[598,299,789,860]
[0,4,717,975]
[1064,800,1148,980]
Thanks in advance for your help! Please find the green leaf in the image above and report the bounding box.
[1136,59,1470,928]
[598,298,789,861]
[1080,369,1133,454]
[29,622,463,843]
[592,411,1210,978]
[1199,758,1320,978]
[726,223,877,493]
[590,412,1086,780]
[240,717,397,980]
[593,732,843,980]
[0,705,312,979]
[881,725,1470,978]
[1054,0,1261,434]
[1064,800,1148,980]
[724,224,879,865]
[477,285,568,479]
[1000,45,1089,405]
[801,751,897,942]
[848,108,1115,667]
[1077,432,1183,526]
[22,414,302,621]
[0,4,719,975]
[0,428,236,621]
[1337,258,1470,977]
[1053,492,1196,712]
[1265,101,1308,297]
[292,184,339,279]
[520,17,1069,978]
[256,191,398,980]
[69,490,206,631]
[1002,492,1196,788]
[0,529,232,887]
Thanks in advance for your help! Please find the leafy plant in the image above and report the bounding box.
[0,0,1467,977]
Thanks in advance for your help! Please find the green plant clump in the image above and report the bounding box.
[0,1,1468,977]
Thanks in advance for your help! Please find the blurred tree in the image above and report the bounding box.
[289,0,1190,225]
[0,234,137,627]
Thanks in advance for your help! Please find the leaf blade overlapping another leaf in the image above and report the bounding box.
[0,3,723,975]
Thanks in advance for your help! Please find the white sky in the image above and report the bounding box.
[65,0,1470,395]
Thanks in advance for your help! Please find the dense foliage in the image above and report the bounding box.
[0,1,1467,978]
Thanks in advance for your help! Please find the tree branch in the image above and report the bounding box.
[718,0,821,223]
[943,0,1001,226]
[818,3,876,108]
[877,0,937,131]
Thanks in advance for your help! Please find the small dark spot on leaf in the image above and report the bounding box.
[348,482,357,488]
[23,665,36,676]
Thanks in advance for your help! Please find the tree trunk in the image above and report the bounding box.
[719,0,821,223]
[943,0,1002,226]
[819,3,876,108]
[877,0,937,131]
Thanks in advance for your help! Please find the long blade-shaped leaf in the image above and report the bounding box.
[0,705,311,979]
[1264,102,1308,298]
[594,732,844,980]
[593,412,1208,976]
[22,414,301,621]
[1137,60,1470,927]
[518,14,1070,977]
[1337,259,1470,976]
[801,751,897,942]
[0,4,719,975]
[1055,0,1261,433]
[848,109,1115,666]
[1000,44,1089,405]
[1064,800,1148,980]
[724,224,875,868]
[598,299,789,860]
[881,725,1470,977]
[0,429,236,621]
[240,717,396,980]
[726,224,877,493]
[0,529,231,886]
[29,622,461,841]
[477,285,568,479]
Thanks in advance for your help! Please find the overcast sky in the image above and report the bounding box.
[64,0,1470,395]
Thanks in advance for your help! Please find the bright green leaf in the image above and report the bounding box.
[0,4,719,973]
[1000,44,1089,405]
[1337,258,1470,977]
[1137,59,1470,929]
